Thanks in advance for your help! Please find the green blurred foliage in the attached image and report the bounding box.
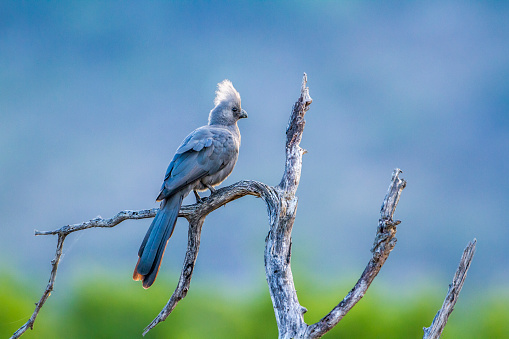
[2,273,508,338]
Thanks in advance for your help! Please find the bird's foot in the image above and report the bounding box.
[205,184,217,195]
[193,190,203,203]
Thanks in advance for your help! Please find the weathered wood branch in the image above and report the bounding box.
[141,180,275,335]
[10,180,271,339]
[33,208,159,236]
[423,239,477,339]
[10,233,66,339]
[142,216,205,336]
[11,73,470,339]
[145,74,313,337]
[305,169,406,338]
[263,74,312,339]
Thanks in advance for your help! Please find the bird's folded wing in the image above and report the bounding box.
[156,127,234,200]
[175,127,215,154]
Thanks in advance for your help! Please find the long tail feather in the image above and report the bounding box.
[133,192,183,288]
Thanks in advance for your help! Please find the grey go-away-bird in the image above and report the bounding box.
[133,80,247,288]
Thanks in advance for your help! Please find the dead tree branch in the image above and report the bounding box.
[11,210,158,339]
[34,208,159,236]
[10,233,66,339]
[422,239,477,339]
[261,73,313,339]
[12,73,470,339]
[141,180,274,335]
[10,180,268,339]
[305,169,406,338]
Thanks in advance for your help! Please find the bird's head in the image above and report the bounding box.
[208,80,248,126]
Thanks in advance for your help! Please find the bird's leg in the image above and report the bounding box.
[193,189,202,203]
[205,184,216,195]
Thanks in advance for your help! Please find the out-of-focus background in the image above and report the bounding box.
[1,1,508,338]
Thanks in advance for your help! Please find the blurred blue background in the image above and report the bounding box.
[1,0,508,336]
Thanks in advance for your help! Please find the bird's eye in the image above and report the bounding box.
[232,107,238,112]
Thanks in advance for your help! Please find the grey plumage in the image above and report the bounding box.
[134,80,247,288]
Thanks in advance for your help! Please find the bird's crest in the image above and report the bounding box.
[214,79,241,106]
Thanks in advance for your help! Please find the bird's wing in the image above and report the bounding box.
[156,127,234,200]
[174,127,215,154]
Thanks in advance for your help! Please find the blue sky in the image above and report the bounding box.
[1,1,508,299]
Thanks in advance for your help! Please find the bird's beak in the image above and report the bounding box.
[240,109,248,119]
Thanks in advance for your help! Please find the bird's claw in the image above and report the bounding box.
[205,184,217,195]
[193,190,202,203]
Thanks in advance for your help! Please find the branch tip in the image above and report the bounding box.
[300,73,312,106]
[301,72,307,90]
[306,169,406,338]
[14,77,438,339]
[423,239,477,339]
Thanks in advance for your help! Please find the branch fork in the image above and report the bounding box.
[11,74,475,339]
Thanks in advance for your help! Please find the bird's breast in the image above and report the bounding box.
[200,153,238,189]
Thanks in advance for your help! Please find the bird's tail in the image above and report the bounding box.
[133,192,184,288]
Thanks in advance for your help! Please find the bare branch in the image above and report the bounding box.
[279,72,312,194]
[142,217,205,336]
[306,168,406,338]
[264,73,312,339]
[11,180,272,338]
[32,179,268,238]
[179,180,272,219]
[10,233,66,339]
[34,209,159,236]
[14,75,437,339]
[12,209,161,338]
[422,239,477,339]
[142,180,274,335]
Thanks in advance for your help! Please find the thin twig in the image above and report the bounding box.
[34,208,159,236]
[10,233,66,339]
[422,239,477,339]
[11,209,158,338]
[306,169,406,338]
[142,180,273,335]
[142,217,204,335]
[10,181,269,338]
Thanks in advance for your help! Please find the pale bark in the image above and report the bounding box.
[423,239,477,339]
[305,169,406,338]
[11,74,472,339]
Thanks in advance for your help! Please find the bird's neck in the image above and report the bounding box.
[209,122,241,141]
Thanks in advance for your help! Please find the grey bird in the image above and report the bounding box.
[133,80,247,288]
